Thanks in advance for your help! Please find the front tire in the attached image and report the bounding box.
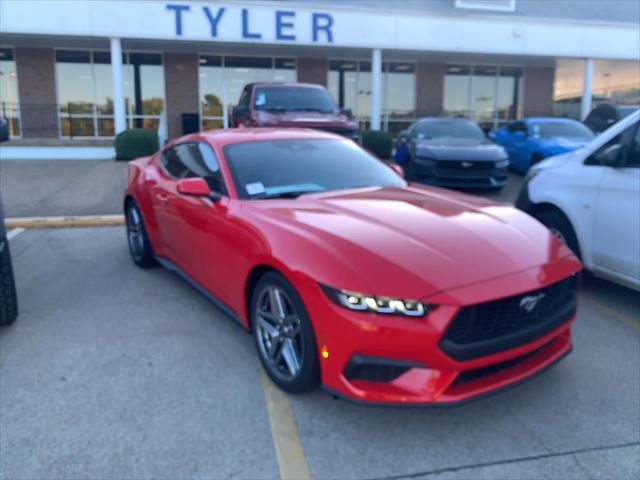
[125,201,157,268]
[0,237,18,326]
[251,272,320,393]
[535,210,581,259]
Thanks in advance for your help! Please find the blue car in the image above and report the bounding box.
[490,118,595,172]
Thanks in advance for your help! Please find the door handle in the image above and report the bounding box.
[155,193,169,205]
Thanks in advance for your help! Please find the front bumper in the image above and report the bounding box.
[413,158,507,189]
[298,258,580,406]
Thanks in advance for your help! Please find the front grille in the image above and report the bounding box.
[435,160,497,173]
[452,343,546,385]
[440,276,577,361]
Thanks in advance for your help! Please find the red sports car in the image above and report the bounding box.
[124,128,581,406]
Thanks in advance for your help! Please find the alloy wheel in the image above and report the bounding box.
[126,206,145,261]
[255,285,304,381]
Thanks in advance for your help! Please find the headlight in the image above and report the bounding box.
[321,285,434,317]
[495,159,509,168]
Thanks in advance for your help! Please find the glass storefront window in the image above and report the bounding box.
[199,56,296,130]
[553,59,584,119]
[55,50,165,138]
[124,53,165,129]
[329,60,415,132]
[593,59,640,106]
[0,48,21,137]
[444,64,522,130]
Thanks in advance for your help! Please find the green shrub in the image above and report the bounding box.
[362,130,394,159]
[114,129,159,161]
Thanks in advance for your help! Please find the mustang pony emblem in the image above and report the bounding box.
[519,293,546,313]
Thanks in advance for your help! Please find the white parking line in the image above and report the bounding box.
[7,228,26,240]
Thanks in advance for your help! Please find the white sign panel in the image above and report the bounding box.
[0,0,638,60]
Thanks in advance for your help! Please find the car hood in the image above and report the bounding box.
[245,185,575,300]
[414,139,507,161]
[254,110,358,129]
[535,136,591,152]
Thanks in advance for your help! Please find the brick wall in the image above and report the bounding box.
[416,62,445,117]
[523,66,555,117]
[163,53,199,140]
[296,58,328,86]
[15,48,58,138]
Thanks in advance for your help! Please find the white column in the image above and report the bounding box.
[371,48,382,131]
[110,38,127,134]
[581,58,594,121]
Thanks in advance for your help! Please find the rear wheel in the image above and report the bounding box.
[125,201,157,268]
[535,210,581,259]
[251,272,320,393]
[0,237,18,326]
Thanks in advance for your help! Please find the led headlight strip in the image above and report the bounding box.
[321,285,432,317]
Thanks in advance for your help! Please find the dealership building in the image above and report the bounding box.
[0,0,638,159]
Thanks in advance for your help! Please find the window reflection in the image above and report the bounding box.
[199,56,296,130]
[444,64,522,129]
[328,60,415,133]
[0,48,21,137]
[593,59,640,106]
[553,59,584,119]
[55,50,165,138]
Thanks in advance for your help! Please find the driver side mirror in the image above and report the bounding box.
[341,108,353,119]
[232,105,248,120]
[177,178,221,200]
[598,143,626,167]
[514,130,527,140]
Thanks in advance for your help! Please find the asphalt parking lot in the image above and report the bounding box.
[1,225,638,480]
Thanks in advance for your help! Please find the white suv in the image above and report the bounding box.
[516,109,640,291]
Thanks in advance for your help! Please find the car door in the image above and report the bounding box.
[592,121,640,286]
[157,141,240,303]
[503,121,530,171]
[152,146,188,262]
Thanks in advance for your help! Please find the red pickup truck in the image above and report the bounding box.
[231,82,361,142]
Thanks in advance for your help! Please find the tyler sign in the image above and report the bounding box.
[166,4,335,43]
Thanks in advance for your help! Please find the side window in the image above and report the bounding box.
[624,123,640,168]
[507,121,527,134]
[586,123,637,167]
[175,142,227,194]
[239,86,250,107]
[161,147,186,178]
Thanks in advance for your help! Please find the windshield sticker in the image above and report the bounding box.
[255,93,266,106]
[246,182,266,195]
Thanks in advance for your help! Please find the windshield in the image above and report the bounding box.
[530,121,595,139]
[412,119,486,141]
[225,139,406,199]
[253,86,338,113]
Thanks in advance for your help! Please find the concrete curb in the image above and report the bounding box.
[4,215,125,229]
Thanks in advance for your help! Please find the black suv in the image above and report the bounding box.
[584,103,639,134]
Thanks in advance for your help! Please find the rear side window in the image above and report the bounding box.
[625,123,640,168]
[507,121,527,134]
[161,142,227,194]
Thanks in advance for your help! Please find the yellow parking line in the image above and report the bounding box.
[5,215,125,229]
[581,294,640,331]
[260,369,311,480]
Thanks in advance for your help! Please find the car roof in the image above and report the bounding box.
[415,117,475,123]
[248,82,326,89]
[523,117,581,123]
[197,128,344,146]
